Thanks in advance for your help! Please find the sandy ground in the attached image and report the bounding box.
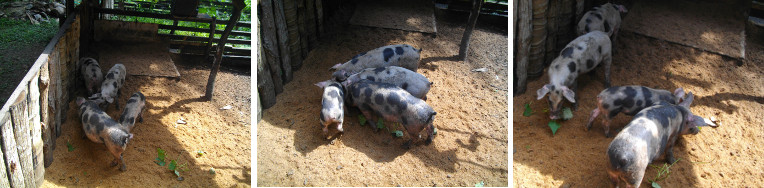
[41,60,251,187]
[512,27,764,187]
[257,10,509,187]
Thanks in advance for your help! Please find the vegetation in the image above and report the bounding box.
[0,18,58,105]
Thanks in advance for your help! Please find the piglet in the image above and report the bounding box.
[315,80,346,138]
[79,57,104,96]
[537,31,612,120]
[331,44,422,81]
[118,92,146,131]
[586,86,686,137]
[95,64,126,111]
[577,3,628,51]
[338,66,432,100]
[77,97,133,172]
[348,80,436,148]
[607,93,717,188]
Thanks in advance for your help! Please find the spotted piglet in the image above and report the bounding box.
[537,31,612,120]
[95,64,126,111]
[79,57,104,96]
[577,3,628,51]
[339,66,432,100]
[331,44,422,81]
[348,80,436,148]
[607,93,717,188]
[76,97,133,172]
[587,86,686,137]
[314,80,346,138]
[118,92,146,131]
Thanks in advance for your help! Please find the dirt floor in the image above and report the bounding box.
[513,27,764,188]
[257,10,509,187]
[41,60,251,187]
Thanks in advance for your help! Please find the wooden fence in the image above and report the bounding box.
[258,0,339,117]
[0,12,81,187]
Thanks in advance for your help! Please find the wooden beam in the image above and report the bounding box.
[205,0,246,100]
[157,34,251,45]
[93,8,251,27]
[157,24,251,37]
[458,0,484,60]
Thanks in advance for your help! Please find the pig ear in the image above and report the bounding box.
[561,86,576,103]
[617,5,628,13]
[330,63,342,70]
[678,92,694,108]
[315,80,331,88]
[76,97,86,105]
[674,88,685,100]
[105,97,114,103]
[536,84,552,100]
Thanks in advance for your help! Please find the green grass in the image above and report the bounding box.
[0,18,58,105]
[0,18,59,48]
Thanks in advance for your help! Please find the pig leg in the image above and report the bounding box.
[571,82,579,111]
[586,108,600,131]
[336,121,344,133]
[115,89,121,111]
[603,108,620,138]
[602,54,612,88]
[321,122,330,137]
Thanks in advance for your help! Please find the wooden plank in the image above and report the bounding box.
[0,112,23,188]
[273,0,293,83]
[0,113,10,187]
[260,0,285,95]
[315,0,324,36]
[296,0,309,58]
[515,0,532,95]
[39,60,54,168]
[204,0,245,100]
[28,71,44,186]
[10,92,34,188]
[94,8,252,27]
[284,0,303,70]
[157,24,251,37]
[305,0,318,50]
[157,34,251,45]
[458,0,484,60]
[257,23,277,109]
[528,0,548,77]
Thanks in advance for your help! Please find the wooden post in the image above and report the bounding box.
[273,0,294,83]
[205,18,217,59]
[259,0,284,95]
[284,0,303,70]
[1,112,23,187]
[515,0,532,95]
[80,0,95,57]
[40,60,54,168]
[305,0,318,50]
[258,24,277,109]
[296,0,309,58]
[544,0,558,66]
[555,0,574,54]
[27,71,44,186]
[204,0,245,101]
[528,0,548,78]
[315,0,324,36]
[10,92,34,188]
[458,0,484,60]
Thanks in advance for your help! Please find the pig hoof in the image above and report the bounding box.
[120,165,127,172]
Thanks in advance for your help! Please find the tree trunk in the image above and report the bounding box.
[515,0,532,95]
[284,0,303,70]
[528,0,548,78]
[273,0,293,83]
[458,0,483,60]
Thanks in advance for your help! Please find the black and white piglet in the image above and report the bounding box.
[338,66,432,100]
[79,57,104,96]
[348,80,436,148]
[537,31,612,120]
[92,64,126,111]
[331,44,421,81]
[315,80,346,138]
[77,97,133,172]
[606,93,717,188]
[577,3,628,50]
[118,92,146,131]
[586,86,686,137]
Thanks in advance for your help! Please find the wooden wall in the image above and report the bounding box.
[0,12,80,187]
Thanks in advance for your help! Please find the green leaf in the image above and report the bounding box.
[542,108,549,113]
[651,181,661,188]
[174,170,180,177]
[155,159,166,166]
[157,148,166,162]
[525,145,530,149]
[433,127,438,135]
[394,130,404,137]
[562,107,573,120]
[377,119,385,129]
[67,141,75,152]
[548,121,561,135]
[523,103,533,117]
[169,160,178,171]
[209,167,216,174]
[359,115,366,126]
[475,181,484,187]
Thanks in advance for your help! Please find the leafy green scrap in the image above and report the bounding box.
[359,115,367,126]
[393,130,404,137]
[548,121,561,136]
[562,107,573,120]
[377,119,385,129]
[475,181,484,187]
[67,141,75,152]
[155,148,167,166]
[523,103,533,117]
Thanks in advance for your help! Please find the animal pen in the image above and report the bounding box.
[0,0,248,186]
